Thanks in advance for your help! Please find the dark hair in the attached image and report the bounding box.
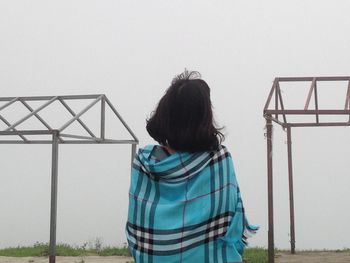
[146,70,224,152]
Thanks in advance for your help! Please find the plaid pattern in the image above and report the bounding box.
[126,145,258,263]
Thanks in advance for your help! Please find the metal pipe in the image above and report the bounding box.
[345,80,350,110]
[59,133,100,141]
[0,115,28,141]
[58,99,96,138]
[278,76,350,82]
[0,130,53,135]
[346,81,350,122]
[0,139,138,144]
[264,79,277,111]
[49,131,59,263]
[101,96,106,139]
[286,127,296,254]
[59,137,138,144]
[58,95,103,132]
[304,78,316,110]
[0,94,102,102]
[314,82,320,123]
[5,96,58,131]
[0,97,18,111]
[0,140,54,144]
[266,116,275,263]
[20,100,53,130]
[289,122,350,127]
[265,109,350,115]
[19,100,64,143]
[265,115,287,127]
[105,97,139,142]
[275,82,279,120]
[277,83,287,123]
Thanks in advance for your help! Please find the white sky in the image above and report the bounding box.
[1,0,350,250]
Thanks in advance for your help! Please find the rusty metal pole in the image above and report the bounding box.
[286,126,296,253]
[266,116,275,263]
[49,131,59,263]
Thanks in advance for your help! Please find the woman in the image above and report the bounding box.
[126,70,257,263]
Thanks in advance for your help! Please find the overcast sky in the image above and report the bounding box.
[1,0,350,250]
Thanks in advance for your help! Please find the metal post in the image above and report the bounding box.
[286,126,296,253]
[275,84,279,120]
[131,144,137,166]
[49,131,59,263]
[266,116,275,263]
[346,80,350,122]
[101,96,106,140]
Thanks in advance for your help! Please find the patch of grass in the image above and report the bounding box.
[0,242,130,257]
[0,244,266,262]
[4,245,349,263]
[0,242,48,257]
[56,243,88,257]
[243,248,268,263]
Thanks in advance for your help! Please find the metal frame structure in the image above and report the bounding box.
[0,94,138,263]
[263,77,350,263]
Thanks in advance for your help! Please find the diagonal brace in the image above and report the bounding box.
[304,78,316,110]
[5,96,58,131]
[264,78,278,111]
[0,97,19,111]
[0,114,28,141]
[58,99,96,138]
[346,80,350,122]
[105,97,138,142]
[345,80,350,110]
[58,95,103,132]
[20,99,53,130]
[20,99,64,142]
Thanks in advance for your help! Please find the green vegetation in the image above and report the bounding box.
[0,243,48,257]
[243,248,268,263]
[0,241,130,257]
[5,245,348,263]
[0,244,267,262]
[2,235,350,263]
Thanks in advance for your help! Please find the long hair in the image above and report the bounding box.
[146,70,224,152]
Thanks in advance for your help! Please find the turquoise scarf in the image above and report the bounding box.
[126,144,257,263]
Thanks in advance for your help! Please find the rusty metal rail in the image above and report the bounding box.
[263,77,350,263]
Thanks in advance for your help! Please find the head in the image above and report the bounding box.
[146,70,224,152]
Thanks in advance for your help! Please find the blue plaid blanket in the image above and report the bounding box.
[126,144,258,263]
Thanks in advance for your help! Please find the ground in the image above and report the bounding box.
[1,251,350,263]
[276,251,350,263]
[0,256,133,263]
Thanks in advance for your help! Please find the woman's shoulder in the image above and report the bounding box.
[136,144,169,160]
[216,144,232,157]
[136,144,233,160]
[137,144,156,152]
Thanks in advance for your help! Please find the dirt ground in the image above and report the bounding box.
[276,251,350,263]
[2,252,350,263]
[0,256,133,263]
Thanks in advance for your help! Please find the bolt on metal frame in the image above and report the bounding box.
[263,77,350,263]
[0,94,138,263]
